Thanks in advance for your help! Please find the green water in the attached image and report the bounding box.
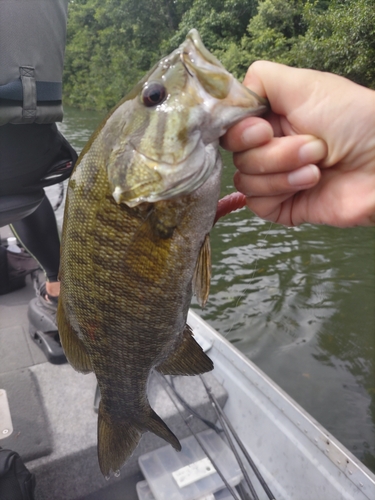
[59,106,375,472]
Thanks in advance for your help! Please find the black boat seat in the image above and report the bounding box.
[0,191,44,228]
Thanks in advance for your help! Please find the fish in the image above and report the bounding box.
[57,29,267,476]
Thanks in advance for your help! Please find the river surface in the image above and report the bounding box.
[57,106,375,473]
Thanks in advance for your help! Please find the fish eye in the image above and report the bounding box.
[142,83,167,107]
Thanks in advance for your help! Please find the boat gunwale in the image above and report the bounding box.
[188,309,375,499]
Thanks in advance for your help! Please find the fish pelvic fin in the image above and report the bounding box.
[57,300,92,373]
[193,233,211,307]
[97,404,180,476]
[156,324,214,376]
[98,402,142,477]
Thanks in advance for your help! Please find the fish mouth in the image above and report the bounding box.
[185,29,225,70]
[180,30,268,119]
[114,139,215,207]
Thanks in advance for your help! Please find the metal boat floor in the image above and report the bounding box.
[0,369,52,461]
[77,472,144,500]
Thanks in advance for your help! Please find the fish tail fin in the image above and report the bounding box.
[146,409,181,452]
[97,403,181,476]
[97,402,142,477]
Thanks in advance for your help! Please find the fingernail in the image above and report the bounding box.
[299,139,326,164]
[288,165,320,186]
[241,122,272,147]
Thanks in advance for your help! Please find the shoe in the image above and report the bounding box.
[28,280,67,364]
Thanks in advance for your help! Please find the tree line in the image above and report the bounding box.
[63,0,375,110]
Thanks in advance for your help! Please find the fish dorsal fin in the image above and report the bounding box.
[156,324,213,376]
[193,233,211,308]
[57,300,92,374]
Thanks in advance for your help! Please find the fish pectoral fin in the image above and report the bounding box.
[156,324,213,376]
[193,233,211,308]
[98,402,142,476]
[57,301,92,374]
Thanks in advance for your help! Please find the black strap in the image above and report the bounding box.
[20,67,37,123]
[0,78,62,102]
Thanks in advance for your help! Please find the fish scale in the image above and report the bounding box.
[58,29,267,476]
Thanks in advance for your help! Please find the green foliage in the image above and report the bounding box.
[164,0,258,51]
[63,0,193,109]
[238,0,375,87]
[63,0,375,110]
[161,0,258,80]
[291,0,375,88]
[244,0,306,62]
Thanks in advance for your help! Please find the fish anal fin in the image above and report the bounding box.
[193,233,211,307]
[98,403,142,476]
[57,300,92,374]
[156,324,213,376]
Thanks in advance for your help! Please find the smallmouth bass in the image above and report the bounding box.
[57,29,267,476]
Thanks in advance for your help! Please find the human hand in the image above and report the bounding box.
[221,61,375,227]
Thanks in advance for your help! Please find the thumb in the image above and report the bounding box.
[243,61,320,118]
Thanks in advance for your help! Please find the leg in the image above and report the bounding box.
[11,195,61,295]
